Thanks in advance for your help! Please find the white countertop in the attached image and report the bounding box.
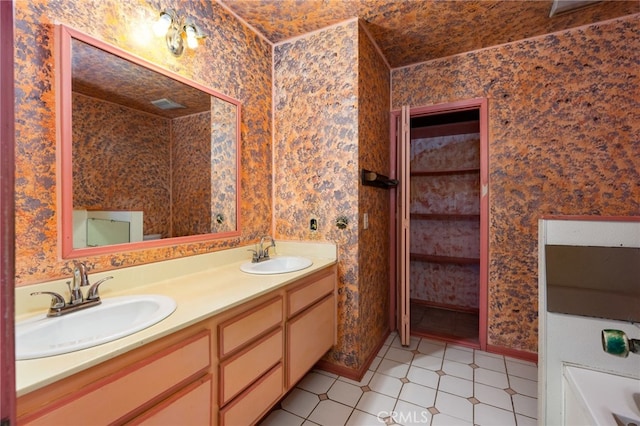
[15,241,337,397]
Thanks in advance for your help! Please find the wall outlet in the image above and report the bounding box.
[363,213,369,230]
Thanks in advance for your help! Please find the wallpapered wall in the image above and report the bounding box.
[410,134,481,310]
[356,25,392,369]
[72,93,173,238]
[171,112,214,238]
[16,0,637,367]
[16,0,390,373]
[172,105,239,238]
[14,0,272,284]
[392,14,640,353]
[73,95,232,240]
[273,21,391,371]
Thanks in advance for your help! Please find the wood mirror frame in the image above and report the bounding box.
[57,24,241,259]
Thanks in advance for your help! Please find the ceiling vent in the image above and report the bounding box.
[549,0,601,17]
[151,98,186,110]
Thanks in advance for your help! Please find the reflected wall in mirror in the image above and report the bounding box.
[58,25,241,258]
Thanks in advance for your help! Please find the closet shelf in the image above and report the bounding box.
[411,168,479,177]
[410,253,480,265]
[411,213,480,221]
[411,120,480,139]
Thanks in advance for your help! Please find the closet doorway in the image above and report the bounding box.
[392,99,488,350]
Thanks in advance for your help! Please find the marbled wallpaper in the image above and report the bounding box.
[16,0,636,367]
[273,20,361,369]
[411,135,480,173]
[73,94,230,240]
[409,134,480,310]
[210,97,239,234]
[72,93,172,238]
[220,0,639,68]
[410,261,480,310]
[273,20,390,371]
[14,0,272,284]
[356,22,392,368]
[392,14,640,353]
[172,112,211,238]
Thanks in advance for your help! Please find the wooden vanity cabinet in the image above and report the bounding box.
[17,264,337,426]
[286,266,337,387]
[216,265,337,425]
[128,375,213,426]
[217,296,285,425]
[17,325,213,426]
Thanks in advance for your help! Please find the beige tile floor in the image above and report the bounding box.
[260,332,538,426]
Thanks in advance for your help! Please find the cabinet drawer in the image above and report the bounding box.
[287,269,335,318]
[219,328,283,406]
[287,295,335,387]
[129,375,212,426]
[219,364,283,426]
[21,331,210,425]
[219,296,283,357]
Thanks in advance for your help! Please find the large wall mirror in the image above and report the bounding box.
[57,25,241,258]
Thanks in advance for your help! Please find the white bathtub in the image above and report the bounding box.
[564,365,640,425]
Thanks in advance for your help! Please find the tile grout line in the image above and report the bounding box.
[264,333,538,426]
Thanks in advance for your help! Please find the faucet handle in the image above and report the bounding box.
[259,236,276,259]
[30,291,66,310]
[66,280,84,305]
[262,246,273,259]
[248,248,259,262]
[86,276,113,301]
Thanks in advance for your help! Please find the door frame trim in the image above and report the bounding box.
[1,0,16,422]
[390,98,489,350]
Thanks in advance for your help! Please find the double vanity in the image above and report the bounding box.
[13,24,338,425]
[15,241,337,425]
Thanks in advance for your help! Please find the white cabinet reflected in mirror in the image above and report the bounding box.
[57,25,241,258]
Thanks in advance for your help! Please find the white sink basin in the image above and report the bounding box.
[16,295,176,360]
[240,256,312,275]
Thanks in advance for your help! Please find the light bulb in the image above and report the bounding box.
[153,12,172,37]
[185,25,198,49]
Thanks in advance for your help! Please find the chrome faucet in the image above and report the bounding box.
[31,261,113,317]
[69,260,89,305]
[250,235,276,263]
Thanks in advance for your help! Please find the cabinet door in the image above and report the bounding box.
[218,296,283,358]
[219,329,283,406]
[219,364,283,426]
[287,270,334,318]
[129,375,212,426]
[286,295,335,387]
[20,331,210,425]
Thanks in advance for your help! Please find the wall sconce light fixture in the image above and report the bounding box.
[153,9,206,56]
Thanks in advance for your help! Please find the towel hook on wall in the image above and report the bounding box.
[361,169,398,189]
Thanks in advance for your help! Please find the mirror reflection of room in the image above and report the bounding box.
[70,39,237,248]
